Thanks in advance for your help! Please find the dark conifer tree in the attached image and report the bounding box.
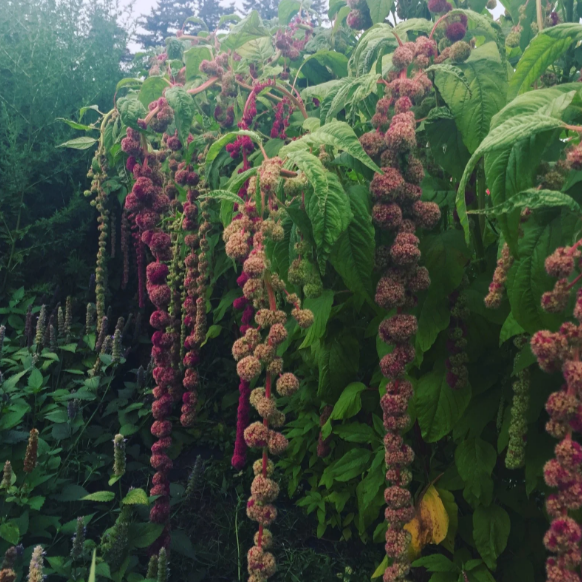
[241,0,279,20]
[137,0,194,48]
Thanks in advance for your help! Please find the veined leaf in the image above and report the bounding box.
[280,120,381,173]
[349,24,396,76]
[199,189,243,204]
[468,188,580,216]
[221,10,269,50]
[81,491,115,502]
[325,73,380,123]
[415,366,472,442]
[434,42,507,154]
[57,136,98,150]
[278,0,301,24]
[456,113,565,244]
[115,77,142,92]
[285,150,352,272]
[330,185,375,297]
[508,24,582,100]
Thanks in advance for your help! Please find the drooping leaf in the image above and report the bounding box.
[455,437,497,507]
[456,113,565,244]
[508,24,582,100]
[286,151,352,272]
[415,366,472,442]
[321,448,372,483]
[281,120,381,173]
[317,332,360,402]
[473,505,511,570]
[205,130,262,178]
[330,185,375,297]
[300,290,335,349]
[434,42,507,154]
[404,486,450,559]
[122,488,148,505]
[302,51,349,84]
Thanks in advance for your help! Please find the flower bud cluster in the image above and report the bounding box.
[288,238,323,299]
[346,0,373,30]
[226,160,313,581]
[368,35,442,582]
[23,428,38,474]
[123,131,177,551]
[529,222,582,579]
[505,342,531,469]
[274,15,313,59]
[445,289,469,390]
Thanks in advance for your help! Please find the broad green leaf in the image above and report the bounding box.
[221,11,269,50]
[412,555,457,572]
[317,332,360,402]
[322,448,372,483]
[394,18,434,36]
[184,45,213,80]
[436,488,459,553]
[81,491,115,502]
[117,96,147,131]
[171,529,197,559]
[415,366,472,442]
[279,0,301,24]
[128,523,165,549]
[434,42,507,154]
[165,86,195,144]
[508,24,582,100]
[473,505,510,570]
[301,51,349,84]
[300,290,334,349]
[366,0,394,23]
[330,185,375,297]
[329,381,367,422]
[455,437,497,506]
[334,422,378,443]
[506,210,578,333]
[0,522,19,545]
[356,451,386,532]
[185,16,208,30]
[138,76,169,108]
[286,151,352,272]
[425,109,471,181]
[122,488,148,505]
[57,136,98,150]
[281,121,381,173]
[236,37,274,61]
[52,484,89,502]
[28,367,43,389]
[349,24,397,76]
[301,79,346,102]
[456,113,565,244]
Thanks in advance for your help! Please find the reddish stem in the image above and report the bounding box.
[188,76,219,95]
[429,13,451,39]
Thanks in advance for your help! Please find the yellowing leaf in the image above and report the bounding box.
[404,485,450,559]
